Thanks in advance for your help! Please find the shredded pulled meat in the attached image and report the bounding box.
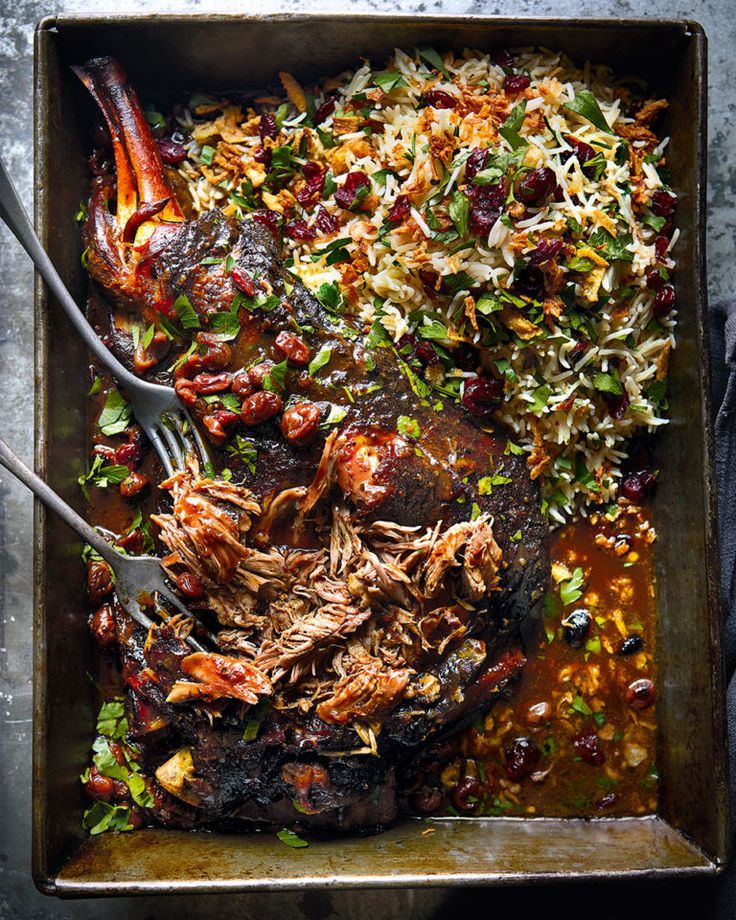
[151,450,504,734]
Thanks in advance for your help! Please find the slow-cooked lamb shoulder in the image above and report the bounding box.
[76,57,549,832]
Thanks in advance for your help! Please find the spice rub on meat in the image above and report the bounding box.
[77,56,549,832]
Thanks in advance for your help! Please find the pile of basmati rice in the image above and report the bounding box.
[167,45,677,523]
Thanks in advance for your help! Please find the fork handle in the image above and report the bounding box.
[0,436,121,567]
[0,154,141,391]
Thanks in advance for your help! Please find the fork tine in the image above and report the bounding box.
[182,407,212,473]
[154,584,213,651]
[147,425,175,477]
[159,417,186,470]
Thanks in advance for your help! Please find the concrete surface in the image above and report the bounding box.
[0,1,733,917]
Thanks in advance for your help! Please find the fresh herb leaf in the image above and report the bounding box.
[569,694,593,717]
[263,359,289,393]
[320,404,348,429]
[227,435,258,474]
[417,46,449,78]
[82,802,132,836]
[564,90,614,135]
[210,311,241,340]
[530,383,552,414]
[199,144,216,165]
[315,281,345,315]
[499,101,528,151]
[416,319,449,341]
[308,346,332,377]
[174,293,201,329]
[560,567,585,606]
[592,370,623,396]
[448,190,470,237]
[98,389,132,436]
[374,70,407,92]
[397,415,421,439]
[276,828,309,848]
[96,700,127,739]
[589,228,634,263]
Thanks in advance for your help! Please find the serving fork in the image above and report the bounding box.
[0,154,209,477]
[0,436,207,652]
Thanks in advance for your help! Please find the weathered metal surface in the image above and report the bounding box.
[32,13,727,895]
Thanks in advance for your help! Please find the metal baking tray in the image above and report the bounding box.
[32,13,727,895]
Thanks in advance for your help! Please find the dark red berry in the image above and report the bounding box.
[505,736,541,780]
[462,375,504,420]
[386,195,411,224]
[465,147,489,180]
[652,284,675,318]
[252,209,280,236]
[424,89,457,109]
[529,237,564,265]
[490,48,514,67]
[231,265,257,296]
[504,73,531,94]
[651,189,677,217]
[620,470,656,504]
[561,608,590,648]
[573,732,606,766]
[451,777,482,814]
[176,571,205,599]
[259,112,278,141]
[654,236,670,259]
[515,167,558,206]
[334,171,371,211]
[625,678,656,711]
[645,266,665,290]
[284,219,317,241]
[314,205,340,235]
[564,135,596,178]
[606,388,630,420]
[467,179,507,235]
[157,138,187,164]
[414,341,440,366]
[596,792,619,811]
[296,161,326,204]
[452,342,479,371]
[313,96,337,126]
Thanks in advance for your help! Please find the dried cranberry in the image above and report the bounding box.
[573,732,605,766]
[241,390,283,426]
[424,89,457,109]
[561,608,591,648]
[651,189,677,217]
[515,167,558,206]
[625,678,656,711]
[409,786,443,814]
[418,269,439,297]
[280,402,322,443]
[314,205,340,234]
[386,195,411,224]
[89,603,117,649]
[467,178,507,235]
[231,371,254,399]
[313,96,337,126]
[529,237,564,265]
[514,265,544,299]
[462,375,504,420]
[86,767,115,801]
[414,341,440,366]
[606,388,630,420]
[465,147,489,180]
[275,331,310,366]
[504,736,541,780]
[654,235,670,259]
[453,342,479,372]
[120,471,149,500]
[113,442,141,470]
[451,777,482,814]
[231,265,257,296]
[334,171,371,211]
[176,571,205,599]
[595,792,619,811]
[259,112,278,141]
[252,209,280,236]
[617,635,644,657]
[490,48,514,67]
[156,138,187,164]
[504,73,531,94]
[652,284,675,319]
[645,266,665,290]
[620,470,656,504]
[284,219,317,241]
[296,161,326,204]
[563,135,596,178]
[192,372,232,394]
[253,145,271,169]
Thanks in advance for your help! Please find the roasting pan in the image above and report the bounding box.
[32,13,727,895]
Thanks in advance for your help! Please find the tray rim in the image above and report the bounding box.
[31,11,726,895]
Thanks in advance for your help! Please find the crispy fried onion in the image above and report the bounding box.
[151,454,503,729]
